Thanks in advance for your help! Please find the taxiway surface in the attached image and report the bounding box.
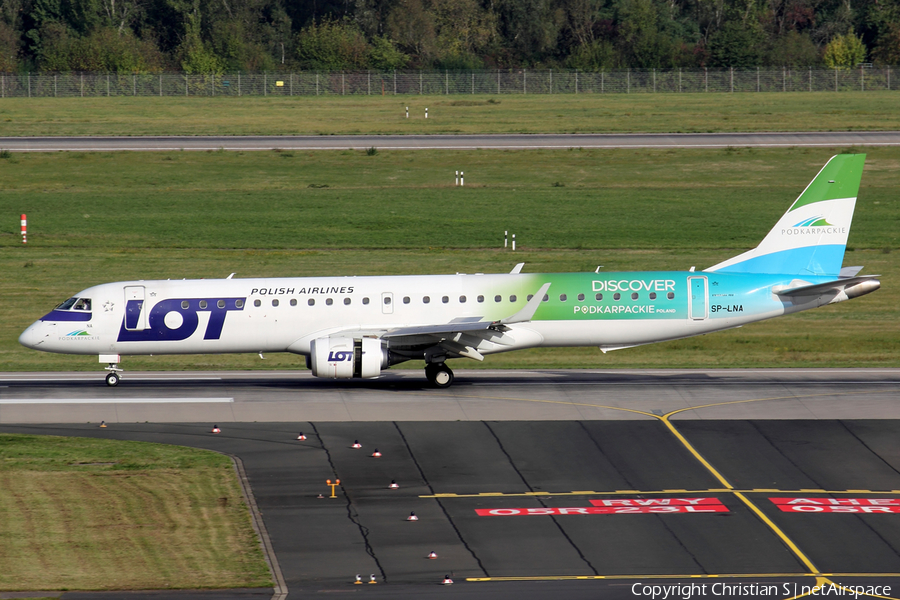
[2,131,900,152]
[3,370,899,600]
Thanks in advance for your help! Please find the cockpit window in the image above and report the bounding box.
[73,298,91,311]
[55,298,78,310]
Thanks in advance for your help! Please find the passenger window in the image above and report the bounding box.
[199,300,208,309]
[578,293,585,301]
[649,293,657,300]
[631,293,638,300]
[510,295,517,302]
[236,299,244,308]
[494,295,502,302]
[667,292,675,300]
[290,299,297,306]
[595,293,603,301]
[344,298,352,305]
[560,294,567,302]
[442,296,449,304]
[308,299,315,306]
[384,297,391,305]
[254,299,262,307]
[363,297,369,305]
[181,301,190,309]
[527,294,533,301]
[542,294,549,302]
[403,297,410,304]
[459,296,466,303]
[272,299,279,307]
[477,295,484,303]
[73,298,91,311]
[326,298,333,306]
[423,296,430,304]
[217,300,225,309]
[613,293,621,301]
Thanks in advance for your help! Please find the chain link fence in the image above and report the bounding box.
[2,67,896,98]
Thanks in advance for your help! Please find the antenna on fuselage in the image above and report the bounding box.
[595,266,603,273]
[227,273,235,279]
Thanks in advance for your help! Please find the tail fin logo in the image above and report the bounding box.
[793,216,834,228]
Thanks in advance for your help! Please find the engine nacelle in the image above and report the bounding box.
[309,337,387,379]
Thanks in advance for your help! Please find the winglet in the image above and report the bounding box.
[500,282,550,324]
[510,263,525,274]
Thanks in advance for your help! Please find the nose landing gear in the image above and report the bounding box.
[425,363,454,388]
[101,354,123,386]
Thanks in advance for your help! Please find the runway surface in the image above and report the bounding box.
[2,131,900,152]
[3,369,900,600]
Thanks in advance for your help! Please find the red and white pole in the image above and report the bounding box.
[20,214,26,244]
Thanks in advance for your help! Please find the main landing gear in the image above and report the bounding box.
[425,363,454,388]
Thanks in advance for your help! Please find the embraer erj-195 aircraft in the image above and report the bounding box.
[20,154,880,388]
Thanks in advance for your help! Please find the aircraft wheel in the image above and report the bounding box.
[426,364,454,388]
[105,372,120,387]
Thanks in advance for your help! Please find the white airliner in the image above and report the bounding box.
[19,154,879,388]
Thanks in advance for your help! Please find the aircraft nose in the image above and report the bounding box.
[19,323,40,349]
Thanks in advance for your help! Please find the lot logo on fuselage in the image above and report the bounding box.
[117,298,245,342]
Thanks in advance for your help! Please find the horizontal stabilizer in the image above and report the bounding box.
[775,275,880,297]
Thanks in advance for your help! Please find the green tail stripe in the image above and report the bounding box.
[789,154,866,212]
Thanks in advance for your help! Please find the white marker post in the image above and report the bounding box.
[20,213,26,244]
[512,234,516,251]
[455,171,459,186]
[460,172,464,186]
[425,107,428,119]
[504,231,508,248]
[406,106,409,119]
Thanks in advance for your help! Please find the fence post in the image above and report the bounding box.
[627,68,630,93]
[498,69,500,94]
[81,73,84,97]
[185,73,188,96]
[446,69,449,94]
[368,70,371,95]
[290,72,293,96]
[757,66,759,92]
[601,70,603,93]
[730,67,733,93]
[549,68,552,93]
[679,67,682,93]
[2,74,4,98]
[159,73,162,96]
[54,73,57,97]
[652,68,656,92]
[888,66,891,90]
[28,72,30,98]
[266,72,268,96]
[782,66,785,92]
[575,70,578,94]
[834,67,837,92]
[394,70,397,94]
[316,73,319,96]
[211,73,214,97]
[472,71,474,94]
[860,65,864,92]
[134,73,136,96]
[808,66,811,92]
[107,73,110,97]
[523,68,526,94]
[704,67,707,92]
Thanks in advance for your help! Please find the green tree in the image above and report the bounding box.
[766,30,819,65]
[823,32,866,67]
[369,35,408,69]
[707,20,764,66]
[295,18,370,69]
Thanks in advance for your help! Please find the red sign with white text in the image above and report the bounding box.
[476,498,728,516]
[770,498,900,513]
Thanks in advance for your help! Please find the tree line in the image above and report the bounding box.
[1,0,898,74]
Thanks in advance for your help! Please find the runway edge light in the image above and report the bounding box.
[389,480,399,489]
[407,511,419,521]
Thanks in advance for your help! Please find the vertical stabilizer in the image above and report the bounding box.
[706,154,865,276]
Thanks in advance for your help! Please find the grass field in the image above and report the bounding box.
[1,146,897,371]
[0,92,899,137]
[0,434,271,591]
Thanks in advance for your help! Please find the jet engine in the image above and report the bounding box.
[309,337,388,379]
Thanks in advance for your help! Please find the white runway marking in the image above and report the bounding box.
[0,397,234,404]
